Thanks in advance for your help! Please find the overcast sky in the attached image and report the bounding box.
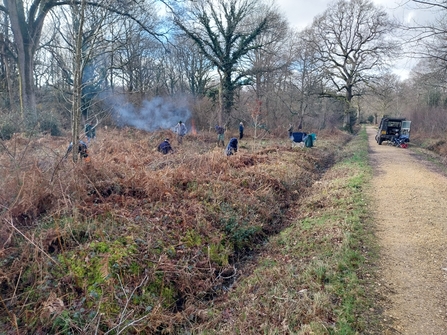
[275,0,411,30]
[274,0,436,80]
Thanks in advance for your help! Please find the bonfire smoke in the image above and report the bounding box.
[107,94,191,131]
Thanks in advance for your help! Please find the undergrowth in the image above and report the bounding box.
[0,126,370,334]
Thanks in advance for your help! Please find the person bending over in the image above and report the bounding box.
[226,137,238,156]
[157,138,174,154]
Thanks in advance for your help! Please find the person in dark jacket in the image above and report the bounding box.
[157,138,174,154]
[85,121,96,143]
[66,139,91,162]
[225,137,238,156]
[239,122,244,140]
[215,125,225,147]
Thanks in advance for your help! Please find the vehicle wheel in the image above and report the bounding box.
[378,138,383,145]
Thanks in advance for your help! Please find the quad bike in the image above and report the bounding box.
[389,136,408,148]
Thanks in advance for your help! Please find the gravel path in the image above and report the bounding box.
[367,126,447,334]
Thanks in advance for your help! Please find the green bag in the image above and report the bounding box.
[304,135,313,148]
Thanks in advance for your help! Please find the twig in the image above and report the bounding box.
[0,139,16,161]
[94,312,102,335]
[0,293,19,335]
[84,300,102,335]
[4,218,59,265]
[207,245,212,271]
[50,148,69,183]
[5,172,26,214]
[81,170,105,204]
[115,313,151,335]
[12,267,23,305]
[105,274,149,334]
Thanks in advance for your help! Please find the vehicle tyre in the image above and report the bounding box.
[378,138,383,145]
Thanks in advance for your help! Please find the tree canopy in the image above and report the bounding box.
[173,0,277,123]
[304,0,398,130]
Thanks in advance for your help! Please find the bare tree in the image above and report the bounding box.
[243,9,290,128]
[170,35,214,97]
[172,0,277,124]
[409,0,447,10]
[0,0,163,121]
[71,0,87,162]
[110,18,162,94]
[304,0,398,132]
[402,1,447,72]
[362,72,400,123]
[287,32,325,130]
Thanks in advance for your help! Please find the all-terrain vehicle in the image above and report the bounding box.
[375,117,411,145]
[388,135,409,148]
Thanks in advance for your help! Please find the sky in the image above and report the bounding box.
[274,0,436,80]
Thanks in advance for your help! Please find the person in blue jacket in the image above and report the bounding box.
[225,137,238,156]
[157,138,174,154]
[239,122,244,140]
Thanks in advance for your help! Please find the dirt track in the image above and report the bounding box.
[367,126,447,334]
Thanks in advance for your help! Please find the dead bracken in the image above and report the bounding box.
[0,127,350,334]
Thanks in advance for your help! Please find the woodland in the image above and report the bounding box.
[2,0,447,334]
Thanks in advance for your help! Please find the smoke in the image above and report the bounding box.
[107,94,191,131]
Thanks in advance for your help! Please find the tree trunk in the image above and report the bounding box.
[0,34,13,109]
[0,13,13,109]
[218,70,223,125]
[222,70,234,119]
[343,85,354,132]
[22,47,36,120]
[71,1,86,162]
[4,0,38,119]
